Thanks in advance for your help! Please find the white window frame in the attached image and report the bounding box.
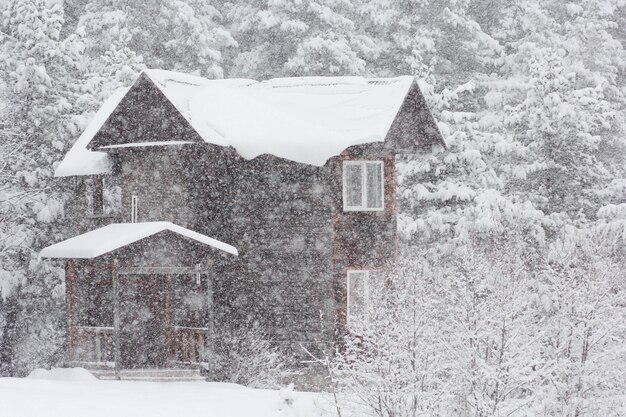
[346,269,383,324]
[130,195,138,223]
[342,160,385,212]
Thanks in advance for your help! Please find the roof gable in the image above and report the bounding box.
[385,81,446,152]
[87,73,205,150]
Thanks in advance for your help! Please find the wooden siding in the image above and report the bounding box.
[88,73,204,149]
[117,147,199,228]
[385,81,446,152]
[215,156,335,356]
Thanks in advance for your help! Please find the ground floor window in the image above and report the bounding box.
[347,269,384,323]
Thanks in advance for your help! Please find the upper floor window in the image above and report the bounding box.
[347,269,384,323]
[343,161,384,211]
[85,176,104,215]
[83,175,122,218]
[85,176,121,217]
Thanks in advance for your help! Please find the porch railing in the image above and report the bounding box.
[168,326,207,366]
[68,326,115,367]
[68,325,207,368]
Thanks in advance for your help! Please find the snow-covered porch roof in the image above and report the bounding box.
[40,222,238,259]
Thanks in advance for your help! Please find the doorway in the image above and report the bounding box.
[119,274,168,369]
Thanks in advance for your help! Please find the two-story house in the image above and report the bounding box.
[40,69,444,378]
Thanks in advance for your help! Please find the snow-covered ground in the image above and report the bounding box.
[0,368,338,417]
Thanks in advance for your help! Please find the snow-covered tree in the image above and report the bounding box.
[487,0,626,221]
[0,75,25,297]
[333,253,450,416]
[0,0,85,374]
[335,228,626,416]
[224,0,372,78]
[399,0,625,244]
[533,230,626,416]
[0,287,20,376]
[212,321,291,388]
[72,0,236,78]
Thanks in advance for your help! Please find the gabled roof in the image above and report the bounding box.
[55,69,445,177]
[39,222,238,259]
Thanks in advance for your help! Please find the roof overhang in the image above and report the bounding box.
[40,222,238,259]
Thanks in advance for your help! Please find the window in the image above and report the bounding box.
[130,195,138,223]
[343,161,384,211]
[85,176,103,215]
[347,269,384,323]
[85,176,121,217]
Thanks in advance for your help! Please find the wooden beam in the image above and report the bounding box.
[206,266,215,378]
[65,260,76,364]
[182,332,189,363]
[112,259,121,380]
[165,273,172,368]
[117,266,211,275]
[93,175,104,215]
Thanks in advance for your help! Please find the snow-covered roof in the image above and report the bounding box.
[55,89,128,177]
[40,222,238,259]
[56,69,440,176]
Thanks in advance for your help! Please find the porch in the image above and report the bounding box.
[40,222,238,378]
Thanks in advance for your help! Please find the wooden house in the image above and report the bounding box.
[41,70,445,378]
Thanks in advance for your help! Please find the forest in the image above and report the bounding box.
[0,0,625,416]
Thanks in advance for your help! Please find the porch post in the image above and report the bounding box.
[206,263,215,378]
[165,273,172,368]
[65,260,77,364]
[112,259,121,380]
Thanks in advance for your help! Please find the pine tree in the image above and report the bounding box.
[224,0,370,78]
[0,0,85,374]
[399,0,626,248]
[466,0,626,225]
[72,0,236,78]
[0,74,27,296]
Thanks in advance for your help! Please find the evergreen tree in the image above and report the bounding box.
[224,0,370,78]
[0,0,85,374]
[488,0,626,221]
[72,0,236,78]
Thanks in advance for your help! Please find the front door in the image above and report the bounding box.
[119,274,167,369]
